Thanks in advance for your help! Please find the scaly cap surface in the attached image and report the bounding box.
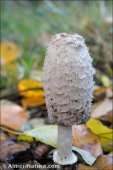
[42,33,95,125]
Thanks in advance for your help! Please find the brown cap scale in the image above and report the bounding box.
[42,33,95,165]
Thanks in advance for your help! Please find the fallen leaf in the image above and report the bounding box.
[21,97,45,109]
[94,86,107,96]
[18,79,45,108]
[92,98,112,118]
[72,146,96,165]
[100,111,113,124]
[72,125,102,157]
[86,118,112,151]
[93,86,112,101]
[77,154,113,170]
[22,125,57,148]
[18,134,34,143]
[0,140,29,161]
[27,118,45,128]
[1,100,28,131]
[77,164,94,170]
[18,79,43,96]
[0,41,21,65]
[93,154,113,169]
[19,125,96,165]
[21,118,45,131]
[106,88,113,98]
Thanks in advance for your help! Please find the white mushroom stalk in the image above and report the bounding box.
[42,33,95,165]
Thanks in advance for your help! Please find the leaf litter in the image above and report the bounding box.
[0,38,113,169]
[0,78,113,169]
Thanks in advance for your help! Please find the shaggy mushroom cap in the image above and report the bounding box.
[42,33,95,126]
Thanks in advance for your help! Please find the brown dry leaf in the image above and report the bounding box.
[0,140,29,161]
[77,155,113,170]
[93,86,111,101]
[93,155,113,169]
[100,111,113,124]
[0,131,8,141]
[106,88,113,98]
[1,100,28,131]
[92,98,112,119]
[72,125,103,157]
[18,79,45,108]
[0,41,21,65]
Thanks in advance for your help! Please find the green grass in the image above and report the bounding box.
[1,0,112,89]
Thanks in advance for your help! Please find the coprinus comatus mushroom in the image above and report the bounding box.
[42,33,95,165]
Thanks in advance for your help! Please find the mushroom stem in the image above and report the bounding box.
[58,125,72,160]
[53,125,77,165]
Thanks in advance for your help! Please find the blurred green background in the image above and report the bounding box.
[1,0,112,90]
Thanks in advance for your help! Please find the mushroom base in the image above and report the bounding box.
[53,125,77,165]
[53,150,77,165]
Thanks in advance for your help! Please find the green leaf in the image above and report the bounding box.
[19,125,96,165]
[20,125,58,148]
[72,146,96,165]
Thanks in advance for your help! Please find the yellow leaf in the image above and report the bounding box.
[18,79,45,108]
[86,118,112,152]
[18,134,34,143]
[101,75,110,87]
[0,41,21,65]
